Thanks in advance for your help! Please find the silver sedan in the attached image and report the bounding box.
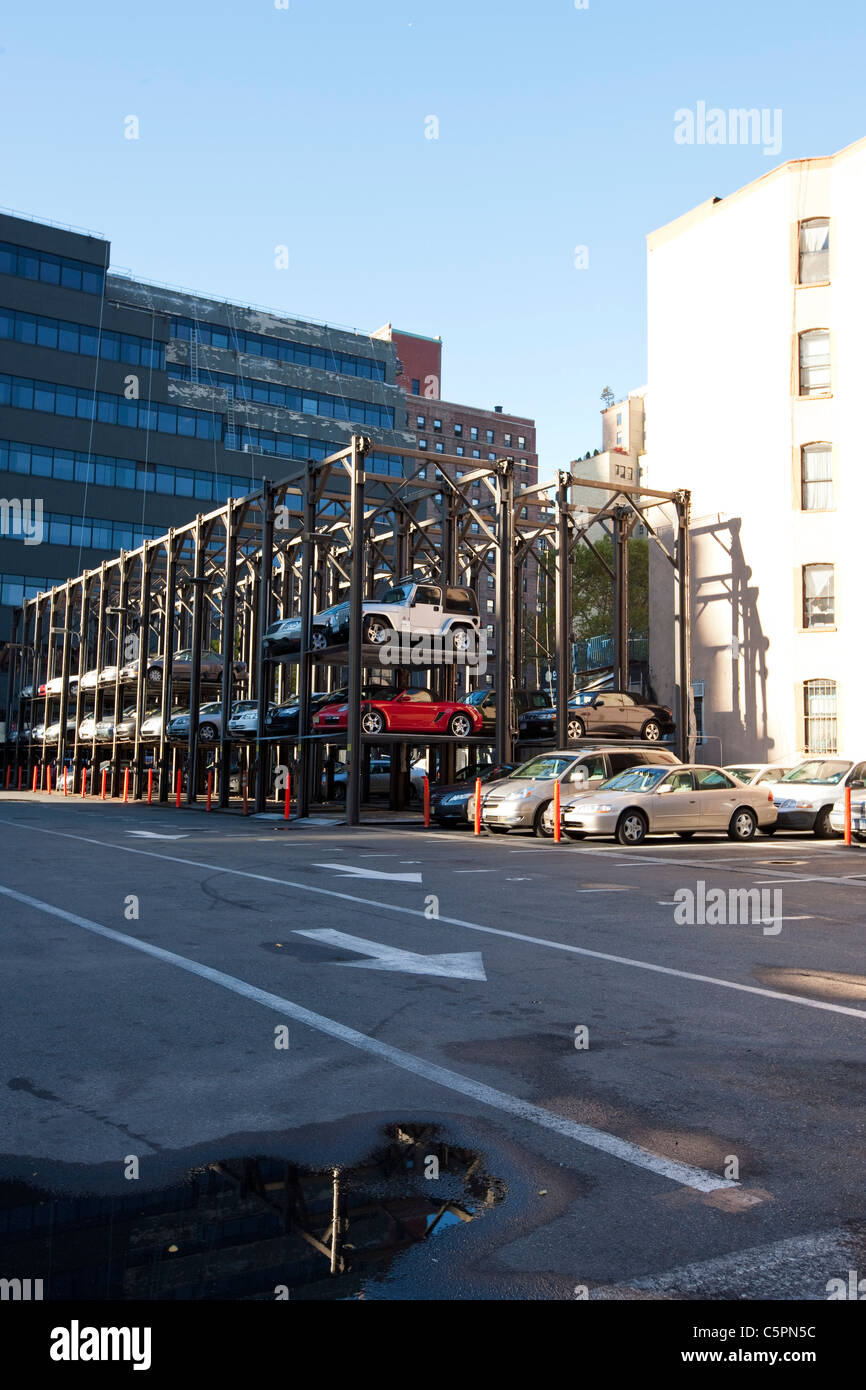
[554,764,778,846]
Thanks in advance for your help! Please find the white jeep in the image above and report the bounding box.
[320,579,481,650]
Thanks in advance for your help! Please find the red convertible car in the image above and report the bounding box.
[312,688,484,738]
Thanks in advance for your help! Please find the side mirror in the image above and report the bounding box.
[851,780,865,790]
[657,782,674,795]
[570,770,587,783]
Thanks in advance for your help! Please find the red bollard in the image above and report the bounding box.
[147,768,153,805]
[423,775,430,828]
[175,768,182,808]
[81,766,88,797]
[207,770,213,812]
[46,765,52,795]
[553,779,561,843]
[123,767,129,803]
[844,785,852,847]
[4,766,10,788]
[17,767,23,790]
[100,769,107,800]
[474,778,482,836]
[284,774,291,820]
[32,766,38,793]
[63,766,68,796]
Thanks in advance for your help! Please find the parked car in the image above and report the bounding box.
[312,688,484,738]
[139,710,165,740]
[566,690,674,742]
[44,676,78,696]
[431,762,516,825]
[482,745,681,838]
[43,716,78,743]
[322,756,428,803]
[725,762,797,786]
[166,702,226,743]
[323,580,482,650]
[770,758,866,837]
[95,706,138,742]
[227,700,275,740]
[830,770,866,838]
[461,689,555,738]
[556,763,778,846]
[78,714,100,741]
[266,688,394,737]
[120,650,247,686]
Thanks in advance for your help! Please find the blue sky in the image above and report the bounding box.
[2,0,864,478]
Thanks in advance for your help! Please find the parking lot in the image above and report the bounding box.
[2,789,865,1299]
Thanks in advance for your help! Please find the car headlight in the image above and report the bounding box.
[441,792,469,806]
[573,803,614,814]
[502,788,536,802]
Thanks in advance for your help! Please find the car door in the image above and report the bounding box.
[410,584,443,635]
[587,694,619,733]
[618,693,644,736]
[693,767,742,829]
[650,770,698,831]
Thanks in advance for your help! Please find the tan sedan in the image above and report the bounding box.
[556,763,778,845]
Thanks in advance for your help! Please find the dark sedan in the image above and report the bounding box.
[431,762,516,825]
[566,690,674,742]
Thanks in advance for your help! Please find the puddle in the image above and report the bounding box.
[0,1124,505,1301]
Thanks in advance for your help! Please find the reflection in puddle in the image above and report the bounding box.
[0,1125,505,1300]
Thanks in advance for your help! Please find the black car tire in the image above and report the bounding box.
[311,631,328,651]
[146,668,162,685]
[616,808,648,846]
[567,716,585,739]
[360,709,386,735]
[759,825,777,835]
[199,724,217,743]
[534,801,554,838]
[450,625,473,653]
[728,806,757,841]
[448,712,473,738]
[641,719,662,741]
[362,616,392,645]
[814,805,840,839]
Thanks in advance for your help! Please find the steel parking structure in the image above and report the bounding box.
[3,437,692,824]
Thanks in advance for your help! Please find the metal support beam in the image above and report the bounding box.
[219,505,237,809]
[345,436,368,826]
[297,464,316,818]
[612,507,630,694]
[254,484,274,813]
[157,536,177,802]
[675,491,692,762]
[555,472,572,747]
[187,518,206,804]
[495,461,515,765]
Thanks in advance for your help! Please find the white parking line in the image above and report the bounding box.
[0,882,734,1194]
[1,818,863,1021]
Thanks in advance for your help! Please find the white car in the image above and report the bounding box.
[227,701,273,739]
[771,758,866,837]
[725,763,796,786]
[828,767,866,837]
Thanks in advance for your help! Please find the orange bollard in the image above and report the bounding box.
[553,779,561,843]
[175,768,182,808]
[123,767,129,803]
[147,768,153,804]
[100,769,107,800]
[46,765,52,795]
[5,766,10,788]
[845,785,852,847]
[474,777,482,836]
[207,770,213,812]
[423,775,430,828]
[32,766,38,793]
[284,774,291,820]
[63,766,68,796]
[17,767,23,790]
[81,766,87,798]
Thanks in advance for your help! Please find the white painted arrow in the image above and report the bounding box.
[313,861,422,883]
[126,830,189,840]
[295,928,486,981]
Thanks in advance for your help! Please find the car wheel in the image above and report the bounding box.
[567,716,585,739]
[564,830,586,841]
[448,712,473,738]
[362,616,391,645]
[814,805,840,839]
[677,830,696,839]
[534,801,553,838]
[199,724,217,743]
[616,809,648,846]
[641,719,662,741]
[311,630,328,651]
[728,806,757,841]
[146,668,162,685]
[450,625,472,653]
[361,709,386,735]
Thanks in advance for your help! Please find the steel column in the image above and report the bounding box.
[345,437,368,826]
[219,504,237,808]
[555,472,572,747]
[254,484,274,813]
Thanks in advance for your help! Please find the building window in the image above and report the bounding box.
[487,574,495,587]
[801,443,833,510]
[416,415,425,428]
[803,678,837,753]
[454,423,462,436]
[434,440,444,452]
[486,429,494,444]
[418,438,427,449]
[802,563,835,628]
[412,378,420,394]
[455,445,464,456]
[518,436,526,449]
[616,412,622,426]
[799,330,831,396]
[472,449,480,459]
[799,219,830,285]
[691,680,705,740]
[470,427,478,441]
[504,433,512,446]
[486,599,494,613]
[0,307,163,369]
[0,239,105,294]
[616,432,623,446]
[171,317,385,382]
[433,418,442,432]
[488,451,496,461]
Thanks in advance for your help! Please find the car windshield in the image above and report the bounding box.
[726,766,756,782]
[507,756,576,781]
[780,760,851,785]
[380,583,413,605]
[462,691,489,706]
[570,692,596,706]
[232,701,258,713]
[602,766,671,792]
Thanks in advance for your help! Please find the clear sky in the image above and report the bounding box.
[2,0,865,480]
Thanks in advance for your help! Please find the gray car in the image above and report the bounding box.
[771,758,866,837]
[481,745,681,838]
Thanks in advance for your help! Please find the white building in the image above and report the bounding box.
[646,136,864,764]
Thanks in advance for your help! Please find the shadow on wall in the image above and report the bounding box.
[691,515,773,762]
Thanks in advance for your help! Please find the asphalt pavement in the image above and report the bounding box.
[1,791,865,1300]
